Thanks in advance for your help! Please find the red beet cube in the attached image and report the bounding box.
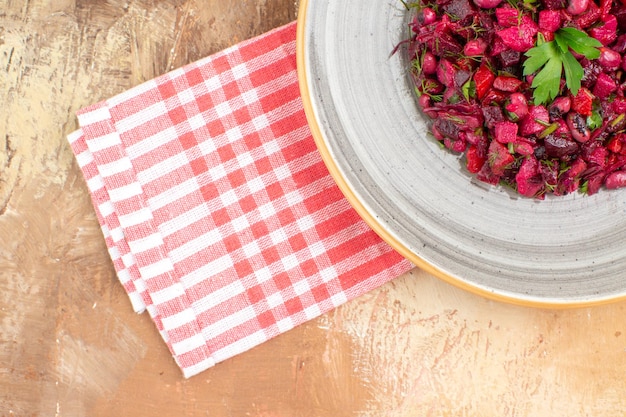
[612,97,626,114]
[606,171,626,189]
[592,72,617,99]
[496,5,520,27]
[497,19,538,53]
[474,63,495,100]
[520,105,550,136]
[488,140,515,176]
[494,121,519,144]
[493,76,524,92]
[513,138,535,156]
[590,14,618,45]
[515,157,544,197]
[436,58,457,88]
[538,10,562,32]
[466,145,487,173]
[571,87,594,116]
[541,0,567,9]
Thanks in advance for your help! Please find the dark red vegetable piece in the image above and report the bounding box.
[544,135,580,159]
[493,76,523,92]
[571,87,594,116]
[473,64,495,100]
[487,140,515,175]
[443,0,476,21]
[541,0,567,10]
[466,145,487,173]
[516,157,545,197]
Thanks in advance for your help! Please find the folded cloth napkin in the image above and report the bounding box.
[67,21,413,378]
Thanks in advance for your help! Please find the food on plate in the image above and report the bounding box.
[402,0,626,197]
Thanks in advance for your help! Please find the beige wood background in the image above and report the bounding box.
[1,1,626,416]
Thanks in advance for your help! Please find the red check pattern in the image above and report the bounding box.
[67,21,412,378]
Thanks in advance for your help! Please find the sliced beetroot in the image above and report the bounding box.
[541,0,567,9]
[614,34,626,53]
[433,117,461,141]
[571,87,594,116]
[586,145,609,167]
[464,38,488,56]
[519,105,550,136]
[593,72,618,98]
[476,161,501,185]
[538,9,562,31]
[436,58,457,88]
[580,58,602,88]
[488,140,515,175]
[473,0,503,8]
[516,157,545,197]
[598,47,621,70]
[567,0,591,15]
[497,20,538,53]
[495,5,519,27]
[454,70,472,89]
[557,157,587,194]
[418,30,463,57]
[612,97,626,114]
[512,140,535,156]
[605,171,626,189]
[575,2,602,28]
[473,64,495,100]
[584,167,606,195]
[444,136,468,152]
[540,159,560,187]
[466,145,487,173]
[443,0,476,21]
[498,49,522,67]
[482,106,505,129]
[494,121,519,143]
[481,88,508,106]
[493,76,524,92]
[590,14,618,45]
[505,92,529,121]
[616,7,626,32]
[607,153,626,172]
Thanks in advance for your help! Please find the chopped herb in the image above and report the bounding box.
[461,80,476,101]
[587,111,603,130]
[580,180,589,194]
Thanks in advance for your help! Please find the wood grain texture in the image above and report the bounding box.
[1,1,626,416]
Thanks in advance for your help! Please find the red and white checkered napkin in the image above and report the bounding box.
[67,21,412,378]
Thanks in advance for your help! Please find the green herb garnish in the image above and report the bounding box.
[587,111,602,130]
[461,80,476,101]
[523,28,602,105]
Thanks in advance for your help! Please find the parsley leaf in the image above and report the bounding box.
[555,28,602,59]
[561,50,583,96]
[523,28,602,105]
[523,41,560,75]
[529,56,562,105]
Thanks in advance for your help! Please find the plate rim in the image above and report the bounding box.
[295,0,626,309]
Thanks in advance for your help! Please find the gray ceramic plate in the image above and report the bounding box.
[296,0,626,307]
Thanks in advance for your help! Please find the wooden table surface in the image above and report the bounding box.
[2,1,626,416]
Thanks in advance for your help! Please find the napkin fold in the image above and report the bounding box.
[68,21,412,378]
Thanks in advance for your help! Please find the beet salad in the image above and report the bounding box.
[403,0,626,198]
